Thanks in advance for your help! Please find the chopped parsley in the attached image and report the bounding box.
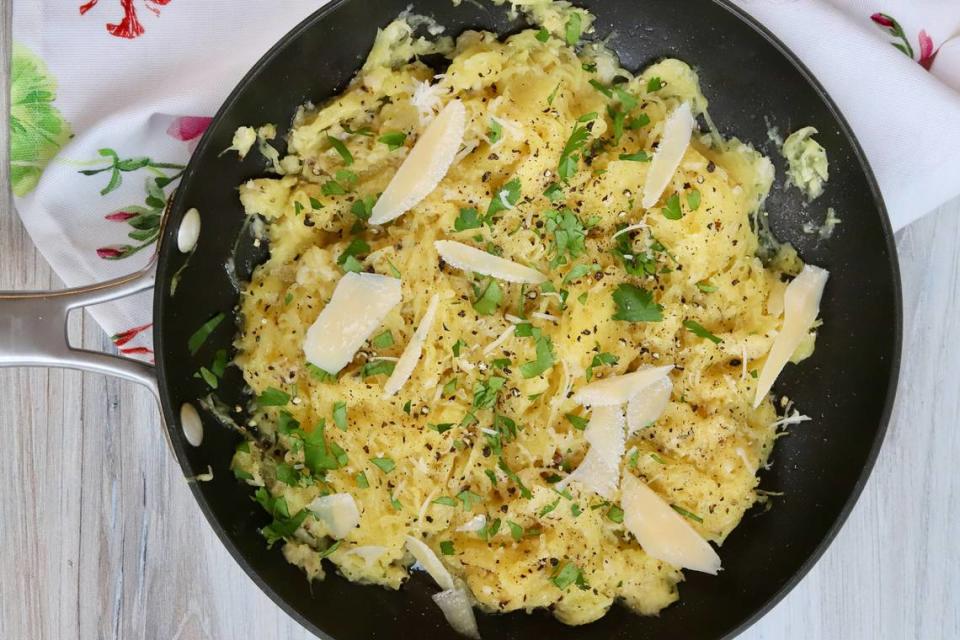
[562,262,599,284]
[454,207,482,231]
[613,87,638,111]
[547,81,562,106]
[687,189,702,211]
[487,118,503,144]
[275,463,299,486]
[320,540,342,558]
[372,330,394,349]
[565,412,589,430]
[543,182,564,202]
[429,422,454,434]
[277,410,300,435]
[619,151,651,162]
[188,312,225,355]
[662,193,682,220]
[498,456,532,498]
[646,76,664,92]
[337,236,370,273]
[606,505,624,523]
[332,401,348,430]
[326,135,353,165]
[309,196,323,209]
[257,492,309,548]
[519,333,555,379]
[378,131,406,150]
[257,386,290,407]
[473,376,506,409]
[303,420,346,474]
[551,561,587,590]
[589,79,612,98]
[507,520,524,541]
[478,517,501,542]
[307,363,337,383]
[627,113,651,129]
[539,498,560,516]
[350,195,376,220]
[458,490,483,511]
[564,12,582,46]
[355,471,370,488]
[321,180,347,196]
[670,504,704,523]
[452,339,467,357]
[472,278,503,316]
[361,359,396,378]
[535,27,550,42]
[439,540,455,556]
[557,114,595,181]
[370,457,396,474]
[432,496,458,507]
[612,284,664,322]
[197,367,217,388]
[684,319,723,344]
[442,377,458,397]
[294,201,303,216]
[696,280,718,293]
[485,177,521,221]
[586,350,618,381]
[544,208,587,267]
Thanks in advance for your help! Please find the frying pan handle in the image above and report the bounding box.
[0,260,159,399]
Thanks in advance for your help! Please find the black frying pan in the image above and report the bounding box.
[1,1,901,638]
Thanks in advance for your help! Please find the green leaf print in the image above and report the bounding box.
[9,44,72,197]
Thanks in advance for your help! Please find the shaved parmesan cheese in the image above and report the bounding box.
[626,376,672,434]
[303,272,402,374]
[572,365,674,407]
[753,265,829,408]
[370,100,465,225]
[383,293,441,397]
[641,102,695,208]
[456,514,487,532]
[405,535,454,591]
[434,240,547,284]
[560,405,625,499]
[344,545,388,568]
[621,472,721,574]
[433,588,481,639]
[308,493,360,540]
[482,324,515,356]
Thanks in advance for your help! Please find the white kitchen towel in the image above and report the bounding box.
[8,0,960,358]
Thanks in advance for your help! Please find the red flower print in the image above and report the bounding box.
[105,210,137,222]
[870,12,940,70]
[97,246,126,259]
[80,0,173,39]
[167,116,213,151]
[111,323,153,346]
[870,13,895,29]
[918,30,937,70]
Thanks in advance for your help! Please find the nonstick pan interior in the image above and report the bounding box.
[155,1,901,638]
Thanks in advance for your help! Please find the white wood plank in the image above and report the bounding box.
[2,0,959,634]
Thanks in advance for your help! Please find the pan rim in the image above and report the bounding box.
[154,1,904,638]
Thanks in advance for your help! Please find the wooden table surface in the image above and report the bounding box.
[2,4,959,639]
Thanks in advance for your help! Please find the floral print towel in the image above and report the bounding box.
[8,0,960,358]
